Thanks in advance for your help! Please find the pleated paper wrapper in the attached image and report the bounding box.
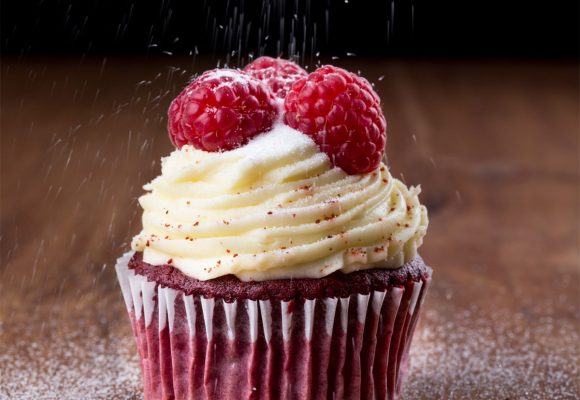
[115,251,430,400]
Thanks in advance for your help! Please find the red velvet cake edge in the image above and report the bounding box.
[128,251,432,302]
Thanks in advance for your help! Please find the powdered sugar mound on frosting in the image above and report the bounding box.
[131,124,428,281]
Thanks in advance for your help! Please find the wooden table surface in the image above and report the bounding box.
[1,57,578,399]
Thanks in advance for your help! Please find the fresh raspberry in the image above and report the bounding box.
[168,69,278,151]
[283,65,387,174]
[244,56,308,99]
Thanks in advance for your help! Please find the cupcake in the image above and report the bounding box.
[116,57,430,400]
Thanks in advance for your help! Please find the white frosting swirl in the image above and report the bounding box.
[131,124,428,281]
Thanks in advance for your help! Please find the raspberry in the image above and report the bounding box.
[244,56,308,99]
[168,69,278,151]
[283,65,387,174]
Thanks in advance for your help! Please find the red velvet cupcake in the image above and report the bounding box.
[116,59,430,400]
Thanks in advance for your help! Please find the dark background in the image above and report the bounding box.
[2,0,578,61]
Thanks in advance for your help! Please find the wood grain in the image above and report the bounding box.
[1,57,578,399]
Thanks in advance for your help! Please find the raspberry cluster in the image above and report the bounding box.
[168,57,387,174]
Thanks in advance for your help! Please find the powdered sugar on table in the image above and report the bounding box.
[2,293,578,399]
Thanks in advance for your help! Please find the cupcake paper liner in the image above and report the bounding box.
[116,251,430,400]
